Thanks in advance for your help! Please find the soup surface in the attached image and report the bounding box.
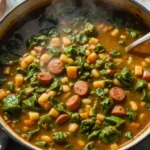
[0,2,150,150]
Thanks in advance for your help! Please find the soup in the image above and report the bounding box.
[0,2,150,150]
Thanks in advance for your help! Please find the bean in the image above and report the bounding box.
[130,101,138,111]
[82,98,92,105]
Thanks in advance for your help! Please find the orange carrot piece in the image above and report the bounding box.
[87,52,97,63]
[24,120,36,126]
[131,122,140,129]
[66,66,78,79]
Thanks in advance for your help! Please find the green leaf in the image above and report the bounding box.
[22,94,41,111]
[75,33,89,44]
[50,97,70,114]
[71,113,81,123]
[64,45,78,58]
[63,28,72,34]
[53,132,68,143]
[126,108,137,121]
[110,50,120,57]
[101,97,114,115]
[95,88,106,99]
[7,82,15,92]
[35,141,48,148]
[115,67,133,87]
[134,80,147,91]
[124,131,132,139]
[95,43,105,53]
[47,46,61,57]
[99,126,120,144]
[141,89,150,102]
[130,29,140,38]
[2,95,21,117]
[0,78,6,86]
[38,114,52,126]
[84,22,97,36]
[79,118,95,133]
[83,141,94,150]
[88,130,101,140]
[104,116,125,127]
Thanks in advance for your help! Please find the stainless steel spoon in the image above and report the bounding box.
[125,32,150,52]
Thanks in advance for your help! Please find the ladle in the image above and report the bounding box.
[125,32,150,53]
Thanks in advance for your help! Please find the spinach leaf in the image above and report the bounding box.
[75,33,89,44]
[95,43,105,53]
[47,46,61,57]
[22,94,41,111]
[38,114,52,126]
[17,68,27,76]
[88,130,101,140]
[98,126,120,144]
[130,29,140,38]
[101,97,114,115]
[53,132,68,143]
[75,57,86,75]
[24,126,40,140]
[49,79,62,95]
[71,113,81,123]
[115,67,133,87]
[145,103,150,110]
[24,87,34,96]
[126,108,137,121]
[84,22,97,36]
[40,27,59,37]
[35,141,48,148]
[0,51,10,65]
[124,131,132,139]
[79,118,95,133]
[26,62,39,80]
[141,89,150,102]
[110,50,120,57]
[0,78,6,86]
[64,45,77,57]
[95,88,106,99]
[7,82,15,92]
[65,144,73,150]
[63,28,72,34]
[7,40,23,56]
[134,80,147,91]
[26,35,47,49]
[2,95,21,116]
[104,116,125,128]
[83,141,94,150]
[39,15,58,26]
[50,97,70,114]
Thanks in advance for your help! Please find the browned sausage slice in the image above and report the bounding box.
[48,59,64,75]
[109,87,125,101]
[74,81,89,97]
[38,72,52,85]
[66,95,81,112]
[111,105,126,116]
[55,114,70,125]
[143,70,150,81]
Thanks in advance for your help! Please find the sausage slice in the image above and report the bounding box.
[55,114,70,125]
[143,70,150,81]
[38,72,52,85]
[109,87,125,101]
[74,81,89,97]
[48,59,64,75]
[66,95,81,112]
[111,105,126,116]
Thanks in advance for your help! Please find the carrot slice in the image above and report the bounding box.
[131,122,140,129]
[24,120,36,126]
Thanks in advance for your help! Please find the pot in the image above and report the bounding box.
[0,0,150,150]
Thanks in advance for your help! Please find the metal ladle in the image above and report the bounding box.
[125,32,150,52]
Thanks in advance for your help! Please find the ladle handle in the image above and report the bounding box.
[125,32,150,52]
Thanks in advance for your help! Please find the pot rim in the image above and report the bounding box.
[0,0,150,150]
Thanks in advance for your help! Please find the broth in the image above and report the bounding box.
[0,2,150,150]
